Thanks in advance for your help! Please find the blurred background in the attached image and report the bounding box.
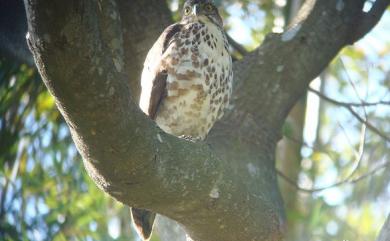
[0,0,389,240]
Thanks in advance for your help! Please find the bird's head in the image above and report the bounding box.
[181,0,223,28]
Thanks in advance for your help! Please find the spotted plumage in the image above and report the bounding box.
[139,0,233,140]
[134,0,233,240]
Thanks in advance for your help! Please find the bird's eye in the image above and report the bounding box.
[184,6,191,15]
[204,4,213,12]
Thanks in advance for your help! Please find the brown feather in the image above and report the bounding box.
[133,23,183,241]
[131,208,156,241]
[148,70,167,119]
[146,24,182,119]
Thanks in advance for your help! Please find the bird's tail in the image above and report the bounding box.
[131,208,156,241]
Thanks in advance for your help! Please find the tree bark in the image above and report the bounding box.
[23,0,389,240]
[276,1,305,238]
[376,215,390,241]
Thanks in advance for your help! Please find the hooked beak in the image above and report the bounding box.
[192,4,200,16]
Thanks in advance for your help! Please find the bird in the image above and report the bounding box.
[133,0,233,240]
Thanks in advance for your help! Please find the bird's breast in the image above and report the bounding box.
[156,21,233,139]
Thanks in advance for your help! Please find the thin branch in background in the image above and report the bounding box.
[279,59,390,193]
[310,88,390,107]
[327,99,390,107]
[0,175,10,221]
[376,211,390,241]
[338,57,370,173]
[313,58,390,107]
[285,135,339,164]
[277,119,367,193]
[308,87,390,142]
[226,33,249,56]
[339,58,369,119]
[277,160,390,193]
[308,82,390,107]
[339,122,367,180]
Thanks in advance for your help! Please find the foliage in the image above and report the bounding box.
[0,61,140,240]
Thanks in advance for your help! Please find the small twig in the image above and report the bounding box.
[284,135,338,163]
[308,87,390,142]
[338,57,369,173]
[0,176,9,221]
[279,120,367,193]
[376,210,390,241]
[277,160,390,193]
[338,121,366,178]
[312,61,390,107]
[278,64,388,193]
[307,82,390,107]
[340,58,369,119]
[326,100,390,107]
[226,33,249,56]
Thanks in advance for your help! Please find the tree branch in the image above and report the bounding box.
[116,0,172,99]
[277,160,390,193]
[377,214,390,241]
[319,99,390,107]
[277,123,370,193]
[23,0,389,240]
[24,1,284,241]
[350,0,390,43]
[227,0,389,134]
[308,87,390,142]
[226,33,249,56]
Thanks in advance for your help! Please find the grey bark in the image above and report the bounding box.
[155,215,187,241]
[376,215,390,241]
[276,1,305,238]
[23,0,389,240]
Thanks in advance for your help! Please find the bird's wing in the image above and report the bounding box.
[139,23,182,120]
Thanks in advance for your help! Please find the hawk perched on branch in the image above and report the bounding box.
[133,0,233,240]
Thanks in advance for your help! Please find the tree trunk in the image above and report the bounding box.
[376,215,390,241]
[276,1,305,238]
